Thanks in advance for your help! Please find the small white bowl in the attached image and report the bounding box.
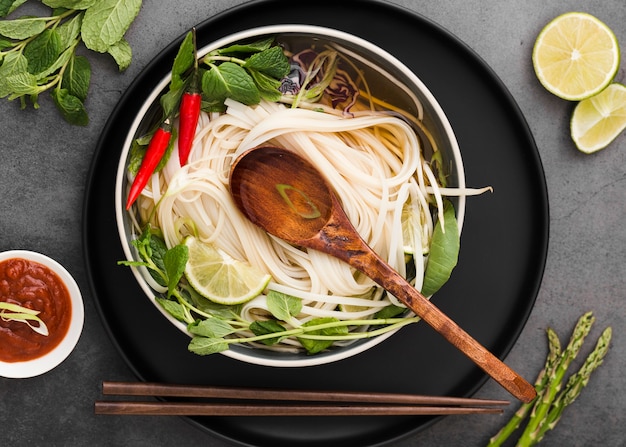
[0,250,84,378]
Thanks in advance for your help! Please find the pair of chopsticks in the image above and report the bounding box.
[94,381,509,417]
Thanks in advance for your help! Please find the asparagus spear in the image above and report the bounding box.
[486,329,561,447]
[487,311,612,447]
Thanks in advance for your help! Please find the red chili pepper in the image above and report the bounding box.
[125,118,173,210]
[178,28,201,166]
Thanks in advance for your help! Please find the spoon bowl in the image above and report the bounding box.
[230,146,537,403]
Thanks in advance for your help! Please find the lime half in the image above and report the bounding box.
[571,83,626,153]
[184,237,271,305]
[532,12,620,101]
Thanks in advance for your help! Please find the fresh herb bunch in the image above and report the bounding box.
[0,0,142,125]
[488,312,612,446]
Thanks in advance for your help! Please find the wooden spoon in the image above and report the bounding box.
[229,146,536,403]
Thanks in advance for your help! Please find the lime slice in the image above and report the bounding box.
[401,200,426,256]
[571,83,626,153]
[184,237,271,305]
[532,12,620,101]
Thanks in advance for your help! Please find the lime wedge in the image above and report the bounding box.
[184,237,271,305]
[532,12,620,101]
[571,83,626,153]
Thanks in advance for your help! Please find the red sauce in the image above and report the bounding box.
[0,258,72,362]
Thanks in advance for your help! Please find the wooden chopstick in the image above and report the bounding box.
[95,381,508,417]
[101,381,509,406]
[94,401,504,416]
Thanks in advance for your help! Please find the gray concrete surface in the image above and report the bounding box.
[1,1,624,446]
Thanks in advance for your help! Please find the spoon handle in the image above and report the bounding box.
[313,203,537,403]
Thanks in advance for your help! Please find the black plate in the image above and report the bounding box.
[83,1,549,446]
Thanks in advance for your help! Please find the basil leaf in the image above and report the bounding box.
[43,0,97,8]
[266,290,302,322]
[249,320,286,346]
[0,16,47,39]
[188,318,236,338]
[297,317,348,354]
[107,37,132,71]
[61,54,91,101]
[0,0,27,18]
[244,46,290,79]
[51,88,88,126]
[202,61,260,106]
[188,336,229,355]
[81,0,142,53]
[171,30,194,91]
[420,200,460,297]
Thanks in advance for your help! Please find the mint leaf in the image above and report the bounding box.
[55,12,83,50]
[155,297,187,322]
[188,336,229,355]
[51,88,88,126]
[188,318,236,338]
[266,290,302,322]
[5,71,38,96]
[248,69,282,102]
[81,0,142,53]
[0,0,27,18]
[202,61,260,106]
[43,0,97,8]
[421,200,460,297]
[0,52,29,97]
[244,46,290,79]
[163,244,188,297]
[0,16,47,39]
[297,317,348,354]
[249,320,286,346]
[216,37,274,55]
[107,37,132,71]
[24,29,63,75]
[62,54,91,101]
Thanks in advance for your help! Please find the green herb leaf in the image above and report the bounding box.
[249,319,286,345]
[248,69,282,102]
[171,30,194,91]
[50,88,88,125]
[188,318,236,338]
[266,290,302,322]
[55,12,83,50]
[61,54,91,101]
[297,317,348,354]
[0,16,47,39]
[188,336,229,355]
[81,0,142,53]
[420,200,459,297]
[216,37,274,55]
[375,304,406,319]
[202,61,260,106]
[0,0,27,18]
[43,0,97,9]
[243,46,290,79]
[24,29,63,74]
[163,244,188,297]
[107,37,132,71]
[155,297,187,322]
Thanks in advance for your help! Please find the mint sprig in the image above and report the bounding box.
[0,0,142,125]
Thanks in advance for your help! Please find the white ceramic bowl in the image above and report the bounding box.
[0,250,84,378]
[115,25,465,367]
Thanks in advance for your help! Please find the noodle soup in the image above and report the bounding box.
[116,25,468,367]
